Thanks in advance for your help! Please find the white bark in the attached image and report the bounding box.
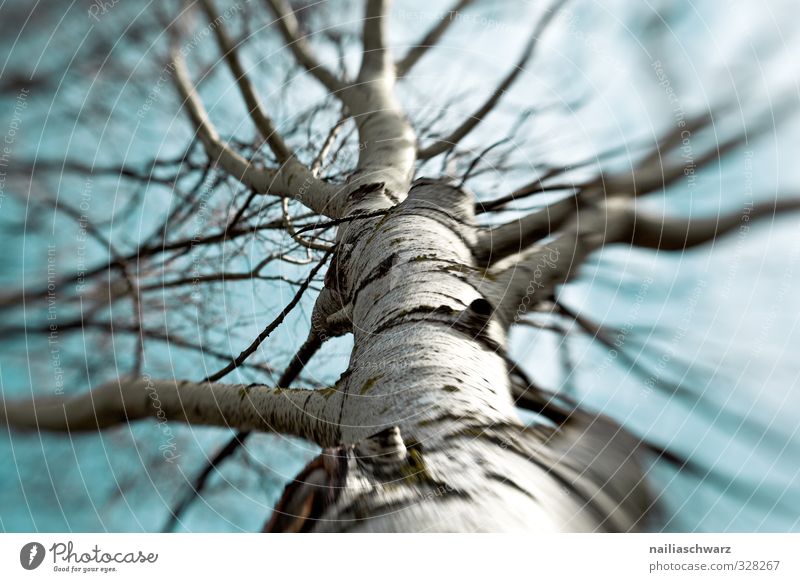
[338,1,416,211]
[262,0,415,216]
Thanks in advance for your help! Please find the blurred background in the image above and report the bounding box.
[0,0,798,531]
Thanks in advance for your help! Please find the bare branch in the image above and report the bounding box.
[553,301,765,443]
[473,134,663,215]
[575,100,788,202]
[293,208,391,235]
[475,196,577,265]
[484,195,800,325]
[83,323,284,379]
[172,51,342,216]
[0,212,312,312]
[51,198,146,374]
[263,0,416,205]
[172,51,267,187]
[624,198,800,251]
[1,378,342,446]
[282,199,335,251]
[327,1,417,204]
[395,0,476,78]
[203,247,333,383]
[417,0,568,160]
[311,114,347,176]
[199,0,292,161]
[483,229,589,326]
[264,0,344,93]
[163,331,325,532]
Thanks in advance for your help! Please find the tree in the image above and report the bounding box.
[1,0,797,532]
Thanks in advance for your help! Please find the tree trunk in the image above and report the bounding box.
[267,181,654,532]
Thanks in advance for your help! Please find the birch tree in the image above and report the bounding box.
[1,0,797,532]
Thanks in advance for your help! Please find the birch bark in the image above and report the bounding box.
[278,181,654,532]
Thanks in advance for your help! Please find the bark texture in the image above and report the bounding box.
[265,181,655,532]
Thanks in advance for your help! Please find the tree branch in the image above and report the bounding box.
[264,0,344,93]
[359,0,392,81]
[574,100,788,202]
[330,0,417,205]
[282,199,335,251]
[203,246,333,383]
[265,0,415,206]
[172,51,342,217]
[0,211,315,311]
[395,0,475,78]
[162,331,326,532]
[475,195,577,264]
[172,51,268,188]
[1,378,342,446]
[416,0,568,160]
[483,195,800,325]
[199,0,292,162]
[624,198,800,251]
